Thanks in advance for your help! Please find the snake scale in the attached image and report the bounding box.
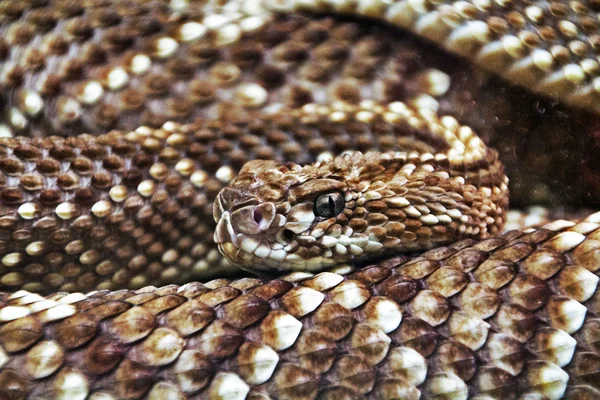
[0,0,600,398]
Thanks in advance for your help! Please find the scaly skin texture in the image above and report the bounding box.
[0,1,598,399]
[0,0,595,292]
[2,214,600,399]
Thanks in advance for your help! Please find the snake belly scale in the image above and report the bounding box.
[0,0,599,399]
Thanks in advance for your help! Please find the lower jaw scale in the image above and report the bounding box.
[221,234,344,272]
[221,242,235,253]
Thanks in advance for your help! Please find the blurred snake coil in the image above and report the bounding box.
[1,0,600,399]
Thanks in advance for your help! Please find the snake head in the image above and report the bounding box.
[213,154,377,272]
[214,150,508,273]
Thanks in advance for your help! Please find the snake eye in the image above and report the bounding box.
[314,192,345,218]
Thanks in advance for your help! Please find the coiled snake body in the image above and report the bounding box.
[0,1,599,399]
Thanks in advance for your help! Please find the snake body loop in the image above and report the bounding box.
[0,1,599,399]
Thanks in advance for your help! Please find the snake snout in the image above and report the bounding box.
[214,196,286,242]
[213,197,290,270]
[230,203,278,235]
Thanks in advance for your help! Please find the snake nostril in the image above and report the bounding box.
[253,208,263,224]
[283,229,294,240]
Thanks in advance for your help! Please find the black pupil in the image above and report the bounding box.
[315,192,343,218]
[328,196,336,214]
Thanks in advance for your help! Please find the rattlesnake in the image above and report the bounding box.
[0,1,599,399]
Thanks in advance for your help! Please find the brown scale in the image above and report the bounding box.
[0,214,598,398]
